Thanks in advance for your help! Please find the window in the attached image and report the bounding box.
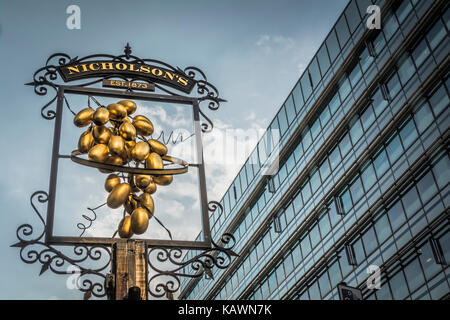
[362,227,377,256]
[401,186,421,218]
[429,84,447,116]
[292,82,304,112]
[326,30,340,62]
[432,155,450,190]
[310,224,321,249]
[395,0,412,24]
[389,271,409,300]
[412,39,430,67]
[414,102,433,133]
[387,201,406,231]
[372,31,386,56]
[300,73,312,101]
[302,127,312,151]
[285,95,296,124]
[386,72,401,99]
[277,107,289,136]
[361,162,377,191]
[374,214,392,244]
[320,106,331,127]
[349,116,363,145]
[404,259,425,293]
[318,271,331,297]
[338,74,351,100]
[348,62,363,88]
[329,92,341,115]
[400,119,418,150]
[329,146,341,170]
[345,0,361,33]
[319,158,331,181]
[267,270,278,293]
[416,171,438,204]
[310,169,321,194]
[318,212,331,238]
[317,44,331,74]
[361,104,375,130]
[397,55,415,85]
[309,57,322,89]
[386,135,402,164]
[301,180,312,203]
[372,87,388,117]
[310,119,321,140]
[300,235,311,257]
[340,189,352,214]
[383,12,399,40]
[359,46,374,72]
[373,149,389,178]
[335,15,351,48]
[419,241,441,280]
[328,261,342,288]
[308,282,320,300]
[350,176,364,203]
[426,19,446,50]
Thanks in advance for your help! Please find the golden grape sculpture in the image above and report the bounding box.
[72,99,185,239]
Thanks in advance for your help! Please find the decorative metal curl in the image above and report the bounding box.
[147,228,238,298]
[11,190,112,299]
[27,44,226,122]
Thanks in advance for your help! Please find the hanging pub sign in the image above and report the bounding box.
[57,60,194,93]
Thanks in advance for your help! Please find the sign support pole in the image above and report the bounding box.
[113,240,147,300]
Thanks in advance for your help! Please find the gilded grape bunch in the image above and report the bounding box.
[72,100,188,238]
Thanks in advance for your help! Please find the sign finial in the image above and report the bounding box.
[124,43,132,59]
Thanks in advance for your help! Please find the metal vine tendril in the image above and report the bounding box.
[146,201,239,298]
[12,191,111,298]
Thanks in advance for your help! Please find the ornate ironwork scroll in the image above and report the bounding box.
[146,201,239,298]
[11,191,111,299]
[26,44,226,132]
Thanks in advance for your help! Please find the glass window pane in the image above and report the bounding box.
[397,55,415,85]
[414,102,433,133]
[300,73,312,101]
[335,15,351,47]
[329,92,341,115]
[373,32,386,56]
[386,135,403,164]
[338,75,351,100]
[339,133,352,157]
[386,73,401,99]
[387,200,406,231]
[292,82,304,113]
[395,0,412,24]
[361,104,375,130]
[319,213,331,238]
[308,282,320,300]
[359,46,374,72]
[374,214,392,244]
[277,107,289,136]
[412,39,430,67]
[429,84,448,116]
[373,149,389,178]
[350,178,364,207]
[404,258,425,292]
[300,235,311,257]
[328,261,342,288]
[350,116,363,145]
[345,0,361,33]
[310,169,321,194]
[329,146,341,170]
[401,186,421,218]
[361,163,377,191]
[320,106,331,127]
[302,127,312,151]
[340,189,352,214]
[353,238,365,263]
[432,155,450,190]
[372,87,388,117]
[419,241,441,280]
[309,57,322,88]
[310,224,320,248]
[383,12,399,40]
[349,63,362,88]
[326,30,340,62]
[362,227,378,255]
[318,271,331,297]
[416,171,438,204]
[320,158,331,181]
[426,19,446,50]
[400,118,418,149]
[390,271,409,300]
[285,95,296,124]
[301,180,312,203]
[317,43,331,74]
[311,119,321,140]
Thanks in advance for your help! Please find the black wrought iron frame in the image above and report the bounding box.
[12,44,238,299]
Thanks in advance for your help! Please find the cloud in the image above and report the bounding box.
[256,34,296,54]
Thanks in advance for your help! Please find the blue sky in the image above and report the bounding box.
[0,0,348,299]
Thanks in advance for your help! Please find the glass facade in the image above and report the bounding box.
[180,0,449,300]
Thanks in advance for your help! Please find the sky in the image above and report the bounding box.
[0,0,348,299]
